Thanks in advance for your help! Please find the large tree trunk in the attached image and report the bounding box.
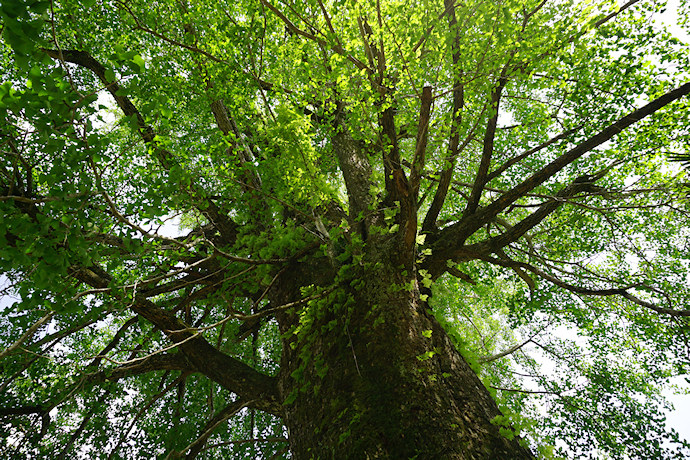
[273,246,534,458]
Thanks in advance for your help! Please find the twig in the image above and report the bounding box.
[0,311,54,360]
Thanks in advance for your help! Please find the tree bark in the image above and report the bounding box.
[272,245,533,459]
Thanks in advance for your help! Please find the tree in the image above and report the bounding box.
[1,0,689,457]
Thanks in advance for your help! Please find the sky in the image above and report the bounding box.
[660,0,689,42]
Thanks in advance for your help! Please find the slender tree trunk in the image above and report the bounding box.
[273,247,534,459]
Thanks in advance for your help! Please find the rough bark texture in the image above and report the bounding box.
[272,241,533,459]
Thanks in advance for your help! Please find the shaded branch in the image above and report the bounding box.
[85,317,138,369]
[0,405,50,438]
[209,99,263,192]
[56,399,103,460]
[108,373,188,460]
[70,264,282,415]
[467,172,608,254]
[464,75,508,215]
[410,86,433,201]
[89,353,195,384]
[422,0,464,232]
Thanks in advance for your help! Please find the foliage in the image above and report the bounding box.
[1,0,690,458]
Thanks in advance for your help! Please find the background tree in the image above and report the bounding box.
[1,0,690,457]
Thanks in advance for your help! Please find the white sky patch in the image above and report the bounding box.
[663,376,690,442]
[155,214,184,238]
[91,91,119,129]
[657,0,689,42]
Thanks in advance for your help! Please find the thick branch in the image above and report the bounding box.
[422,0,464,232]
[332,108,374,227]
[466,174,606,254]
[464,76,508,215]
[70,266,282,415]
[0,405,45,417]
[0,405,50,437]
[380,99,417,249]
[438,81,690,246]
[89,353,195,384]
[410,86,433,200]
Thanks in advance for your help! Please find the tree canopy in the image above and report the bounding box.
[1,0,690,458]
